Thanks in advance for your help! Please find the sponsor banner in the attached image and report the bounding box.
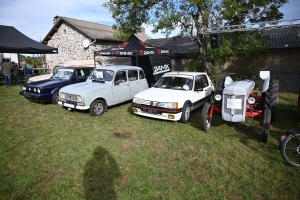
[149,55,171,75]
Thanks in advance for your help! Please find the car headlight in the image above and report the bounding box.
[33,88,36,92]
[248,97,255,104]
[163,102,178,109]
[23,86,26,90]
[37,88,40,93]
[215,94,222,101]
[60,92,65,99]
[77,95,82,102]
[133,97,141,104]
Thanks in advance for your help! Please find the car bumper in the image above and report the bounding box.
[131,105,182,121]
[58,101,90,110]
[23,91,52,103]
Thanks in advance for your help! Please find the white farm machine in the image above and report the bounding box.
[201,71,279,143]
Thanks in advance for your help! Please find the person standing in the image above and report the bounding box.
[12,61,20,86]
[22,60,33,83]
[1,58,13,87]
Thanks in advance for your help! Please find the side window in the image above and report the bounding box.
[82,69,91,77]
[114,71,127,84]
[139,70,145,79]
[194,75,204,90]
[203,75,209,87]
[128,70,138,81]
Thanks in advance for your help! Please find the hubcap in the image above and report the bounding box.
[94,103,103,115]
[185,106,190,121]
[55,94,59,102]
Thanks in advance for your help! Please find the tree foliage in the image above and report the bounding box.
[103,0,288,79]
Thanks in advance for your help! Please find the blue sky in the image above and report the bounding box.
[0,0,299,42]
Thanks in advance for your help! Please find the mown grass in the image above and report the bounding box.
[0,85,299,200]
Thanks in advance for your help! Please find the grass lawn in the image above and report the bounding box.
[0,85,299,199]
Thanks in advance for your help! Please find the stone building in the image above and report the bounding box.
[42,16,151,68]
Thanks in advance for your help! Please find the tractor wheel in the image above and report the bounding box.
[297,87,300,121]
[265,79,279,109]
[271,107,276,122]
[260,108,271,143]
[201,102,212,131]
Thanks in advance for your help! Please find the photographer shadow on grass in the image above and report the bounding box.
[83,146,121,200]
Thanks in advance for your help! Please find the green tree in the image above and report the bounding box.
[103,0,287,79]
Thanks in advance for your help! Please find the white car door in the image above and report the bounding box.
[112,70,130,104]
[192,75,210,108]
[128,70,140,98]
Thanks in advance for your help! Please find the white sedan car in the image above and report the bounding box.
[58,65,149,116]
[131,72,214,123]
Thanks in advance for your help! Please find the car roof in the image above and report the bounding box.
[164,71,207,76]
[63,66,95,69]
[96,65,143,71]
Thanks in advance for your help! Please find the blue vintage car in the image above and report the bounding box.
[22,66,94,104]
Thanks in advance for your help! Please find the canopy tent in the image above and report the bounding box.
[94,34,171,85]
[0,25,58,54]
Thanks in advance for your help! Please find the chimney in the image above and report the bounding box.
[53,16,60,25]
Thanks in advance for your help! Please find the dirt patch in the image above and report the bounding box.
[113,132,131,139]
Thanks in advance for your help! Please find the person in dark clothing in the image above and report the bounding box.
[1,58,13,87]
[22,60,33,83]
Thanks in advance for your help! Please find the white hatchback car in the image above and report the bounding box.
[131,72,214,123]
[58,65,149,116]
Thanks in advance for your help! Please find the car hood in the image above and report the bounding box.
[59,81,111,95]
[135,87,191,102]
[25,79,69,88]
[28,73,53,83]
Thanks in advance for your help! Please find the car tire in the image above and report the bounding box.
[201,102,212,131]
[89,100,105,116]
[52,91,59,104]
[260,108,271,143]
[179,103,191,123]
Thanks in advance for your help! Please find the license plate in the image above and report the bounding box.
[141,108,160,114]
[24,92,31,98]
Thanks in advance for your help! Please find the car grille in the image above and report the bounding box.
[223,95,244,115]
[64,93,77,101]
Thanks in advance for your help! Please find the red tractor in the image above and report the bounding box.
[201,71,279,143]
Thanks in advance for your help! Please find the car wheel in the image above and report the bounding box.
[201,102,212,131]
[52,91,59,104]
[89,100,105,116]
[260,108,271,143]
[179,103,191,123]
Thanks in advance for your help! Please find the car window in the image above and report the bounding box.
[82,69,92,77]
[154,75,193,90]
[53,69,74,80]
[114,71,127,84]
[88,69,114,81]
[74,69,83,78]
[128,70,138,81]
[194,75,208,90]
[139,70,145,79]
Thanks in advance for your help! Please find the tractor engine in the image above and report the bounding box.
[222,80,255,122]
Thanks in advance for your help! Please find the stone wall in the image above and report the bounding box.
[46,23,130,68]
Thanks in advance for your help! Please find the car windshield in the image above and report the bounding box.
[52,69,74,80]
[154,75,194,90]
[89,69,114,82]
